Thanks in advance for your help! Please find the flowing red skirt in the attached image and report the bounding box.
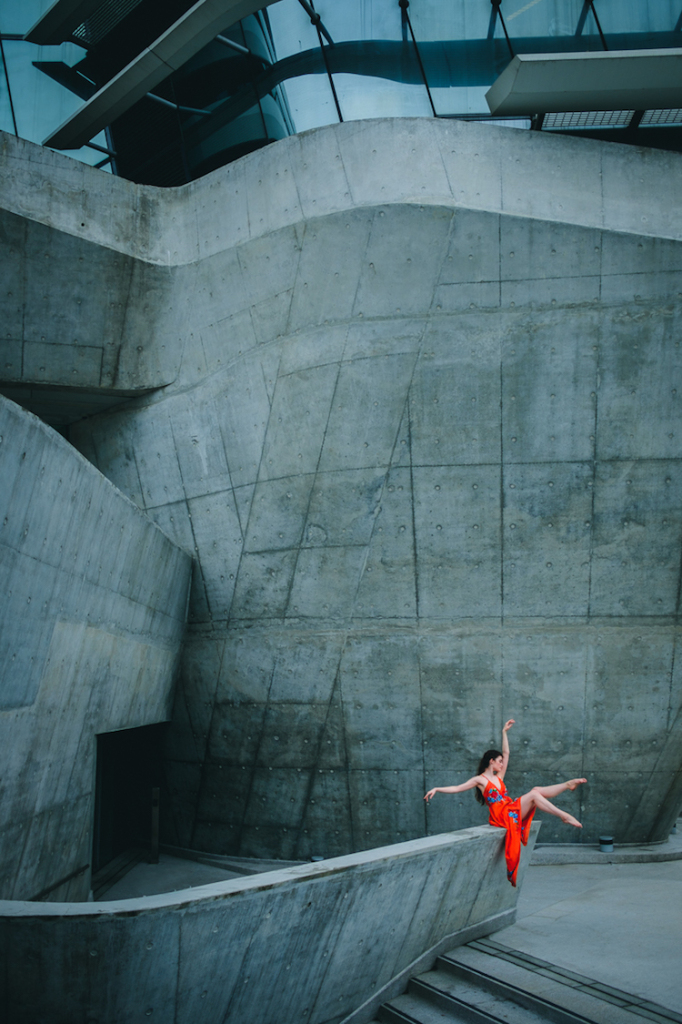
[488,796,535,887]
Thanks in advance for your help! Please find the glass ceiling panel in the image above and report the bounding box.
[0,0,50,35]
[267,0,322,61]
[591,0,682,34]
[316,0,432,122]
[0,39,112,160]
[409,0,491,42]
[501,0,585,39]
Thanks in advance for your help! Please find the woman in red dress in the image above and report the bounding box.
[424,720,586,886]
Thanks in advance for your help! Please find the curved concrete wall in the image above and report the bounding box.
[0,395,191,900]
[3,119,682,857]
[0,824,535,1024]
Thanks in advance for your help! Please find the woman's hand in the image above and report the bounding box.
[424,789,438,802]
[502,719,515,732]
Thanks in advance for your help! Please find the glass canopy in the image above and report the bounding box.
[2,0,681,185]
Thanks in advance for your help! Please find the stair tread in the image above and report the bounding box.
[410,971,569,1023]
[437,944,676,1024]
[380,990,489,1023]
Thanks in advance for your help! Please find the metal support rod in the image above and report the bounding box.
[400,1,437,118]
[589,0,609,50]
[146,92,211,117]
[84,140,117,156]
[216,33,250,55]
[216,31,271,64]
[150,787,160,865]
[296,0,334,47]
[0,36,18,135]
[491,1,514,60]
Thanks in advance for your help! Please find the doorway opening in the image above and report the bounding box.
[92,722,167,894]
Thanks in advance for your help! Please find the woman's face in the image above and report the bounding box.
[489,755,504,774]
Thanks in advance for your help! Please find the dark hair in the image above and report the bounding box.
[474,748,503,805]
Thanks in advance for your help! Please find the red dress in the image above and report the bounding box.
[482,777,535,887]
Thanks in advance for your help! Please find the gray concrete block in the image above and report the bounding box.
[502,462,593,617]
[260,362,339,480]
[256,703,331,769]
[502,309,598,463]
[414,465,502,619]
[287,545,367,619]
[187,490,244,620]
[410,317,501,466]
[343,318,424,363]
[596,306,682,461]
[420,632,502,771]
[278,322,349,376]
[287,211,372,331]
[244,474,314,553]
[296,768,353,859]
[231,548,298,620]
[500,217,602,282]
[348,769,428,850]
[269,635,343,704]
[437,208,500,286]
[353,206,452,319]
[353,467,417,620]
[590,461,682,615]
[207,702,266,766]
[318,354,416,474]
[304,468,384,548]
[584,629,674,773]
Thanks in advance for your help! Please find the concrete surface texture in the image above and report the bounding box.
[0,393,191,901]
[2,118,682,863]
[0,824,533,1024]
[497,858,682,1016]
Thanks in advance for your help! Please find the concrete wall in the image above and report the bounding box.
[0,823,536,1024]
[0,133,179,393]
[0,394,191,900]
[3,119,682,859]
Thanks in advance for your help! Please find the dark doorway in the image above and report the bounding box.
[92,723,167,874]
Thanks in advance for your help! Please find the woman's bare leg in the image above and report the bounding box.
[519,787,583,827]
[532,779,587,800]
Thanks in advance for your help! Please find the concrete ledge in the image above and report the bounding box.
[0,825,537,1024]
[532,829,682,865]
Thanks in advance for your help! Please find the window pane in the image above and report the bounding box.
[316,0,432,122]
[277,73,339,132]
[0,0,51,35]
[592,0,681,34]
[267,0,322,60]
[501,0,585,39]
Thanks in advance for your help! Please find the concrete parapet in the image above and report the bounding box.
[0,823,536,1024]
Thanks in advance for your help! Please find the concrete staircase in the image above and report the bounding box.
[374,937,681,1024]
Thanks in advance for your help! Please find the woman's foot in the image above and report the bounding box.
[565,778,587,791]
[560,812,583,828]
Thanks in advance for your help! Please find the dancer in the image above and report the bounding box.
[424,719,586,886]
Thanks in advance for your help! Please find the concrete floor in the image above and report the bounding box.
[101,853,242,899]
[101,847,682,1017]
[497,859,682,1016]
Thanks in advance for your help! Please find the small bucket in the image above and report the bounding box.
[599,835,614,852]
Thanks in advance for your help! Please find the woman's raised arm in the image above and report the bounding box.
[424,776,484,802]
[500,719,515,777]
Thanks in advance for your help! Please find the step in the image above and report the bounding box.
[374,938,681,1024]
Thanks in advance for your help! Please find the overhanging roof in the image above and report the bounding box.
[486,48,682,116]
[25,0,105,45]
[42,0,280,150]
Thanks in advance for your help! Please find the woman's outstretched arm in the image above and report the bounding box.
[500,718,515,777]
[424,776,484,802]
